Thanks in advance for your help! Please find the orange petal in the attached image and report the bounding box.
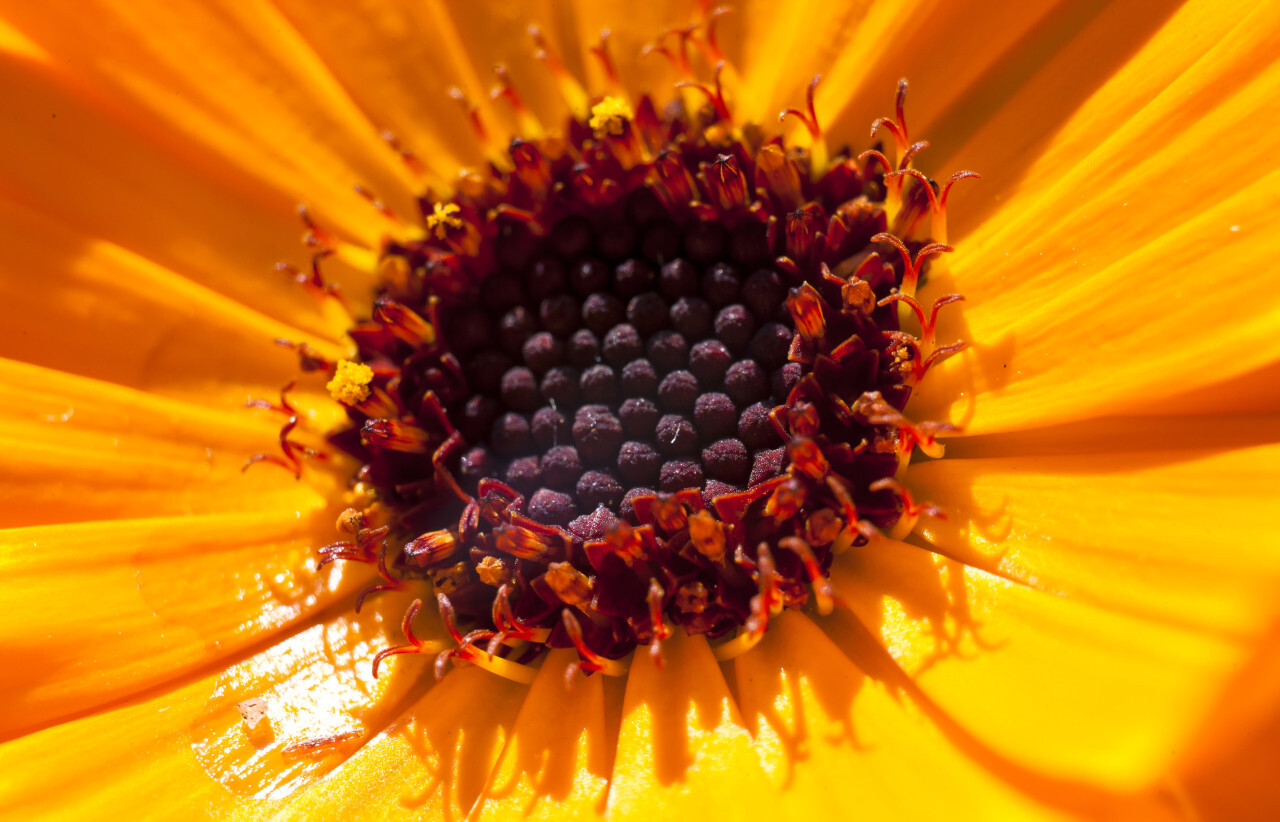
[0,359,339,527]
[472,649,612,820]
[0,434,325,528]
[943,0,1257,238]
[274,665,528,821]
[736,611,1095,819]
[911,419,1280,636]
[823,536,1246,790]
[190,591,424,801]
[1179,620,1280,821]
[915,167,1280,433]
[0,50,379,338]
[567,0,687,102]
[270,0,555,175]
[2,1,416,245]
[0,592,419,818]
[913,2,1280,432]
[796,0,1066,147]
[0,194,351,408]
[605,630,775,819]
[0,508,370,735]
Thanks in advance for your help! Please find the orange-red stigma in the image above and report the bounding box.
[249,22,977,682]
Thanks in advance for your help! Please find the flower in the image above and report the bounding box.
[1,1,1278,820]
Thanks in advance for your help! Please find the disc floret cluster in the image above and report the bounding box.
[253,34,975,682]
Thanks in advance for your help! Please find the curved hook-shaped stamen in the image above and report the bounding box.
[778,75,827,177]
[780,537,839,614]
[900,140,929,170]
[778,74,823,139]
[870,78,911,161]
[701,5,733,63]
[885,168,980,243]
[870,476,947,541]
[562,609,630,676]
[490,64,544,139]
[675,61,732,123]
[372,599,447,678]
[588,29,623,95]
[871,232,953,298]
[528,24,589,119]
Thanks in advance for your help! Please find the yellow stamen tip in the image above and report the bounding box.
[326,360,374,405]
[425,202,463,240]
[589,96,633,136]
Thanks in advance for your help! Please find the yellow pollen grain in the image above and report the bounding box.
[589,96,633,136]
[425,201,463,239]
[476,555,510,587]
[326,360,374,406]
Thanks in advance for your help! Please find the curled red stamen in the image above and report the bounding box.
[779,74,823,140]
[243,381,326,479]
[588,29,623,94]
[871,232,953,298]
[870,78,911,161]
[675,62,732,123]
[372,599,434,679]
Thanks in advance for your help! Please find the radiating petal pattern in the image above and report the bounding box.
[914,418,1280,635]
[912,0,1280,432]
[273,664,527,820]
[0,592,417,819]
[0,0,417,242]
[0,358,336,527]
[825,537,1246,790]
[0,0,1277,819]
[472,649,614,820]
[737,612,1074,820]
[0,509,366,734]
[606,631,775,819]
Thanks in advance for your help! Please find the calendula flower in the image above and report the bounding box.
[1,1,1278,820]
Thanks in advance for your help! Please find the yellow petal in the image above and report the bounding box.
[823,537,1243,790]
[0,592,418,819]
[0,195,350,407]
[736,611,1080,820]
[271,0,572,175]
[0,434,324,528]
[1179,622,1280,821]
[190,591,423,801]
[738,0,906,125]
[570,0,691,99]
[0,51,378,338]
[805,0,1066,146]
[605,630,775,819]
[912,419,1280,636]
[940,0,1252,236]
[274,665,528,821]
[0,508,369,734]
[0,358,339,527]
[913,1,1280,432]
[2,1,415,245]
[472,649,612,820]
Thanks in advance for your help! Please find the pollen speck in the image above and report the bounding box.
[326,359,373,405]
[425,201,463,239]
[589,96,633,135]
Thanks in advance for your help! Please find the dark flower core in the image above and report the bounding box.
[279,77,970,679]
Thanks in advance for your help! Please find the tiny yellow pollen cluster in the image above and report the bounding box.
[589,96,633,135]
[326,359,374,405]
[425,201,463,239]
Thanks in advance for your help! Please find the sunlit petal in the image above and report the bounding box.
[0,510,367,734]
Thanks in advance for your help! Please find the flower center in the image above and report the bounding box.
[446,211,793,520]
[259,42,975,681]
